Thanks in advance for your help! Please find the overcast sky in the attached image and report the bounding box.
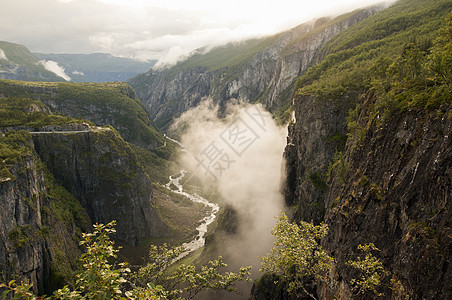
[0,0,393,65]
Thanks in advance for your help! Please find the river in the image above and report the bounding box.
[165,169,219,260]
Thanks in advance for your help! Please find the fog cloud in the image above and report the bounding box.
[172,99,287,288]
[1,0,395,66]
[40,60,71,81]
[0,49,7,60]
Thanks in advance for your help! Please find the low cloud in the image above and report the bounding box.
[1,0,394,67]
[40,60,71,81]
[0,49,7,60]
[72,70,85,75]
[172,99,288,284]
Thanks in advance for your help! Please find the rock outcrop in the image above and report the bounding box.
[0,154,49,294]
[318,104,452,299]
[0,132,89,294]
[31,128,169,245]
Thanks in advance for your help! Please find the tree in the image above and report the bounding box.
[136,244,251,300]
[346,243,387,297]
[1,221,250,300]
[259,213,334,299]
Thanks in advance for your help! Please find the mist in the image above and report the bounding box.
[171,99,287,295]
[1,0,395,66]
[39,60,71,81]
[0,49,8,60]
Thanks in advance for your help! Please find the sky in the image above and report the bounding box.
[0,0,393,65]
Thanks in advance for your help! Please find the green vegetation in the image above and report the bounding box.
[1,222,251,300]
[44,171,91,230]
[308,171,327,191]
[346,243,387,296]
[0,41,63,82]
[0,79,165,148]
[0,130,33,181]
[295,0,452,106]
[259,213,334,297]
[8,225,35,250]
[345,9,452,148]
[0,96,87,129]
[152,183,209,245]
[130,143,178,184]
[163,36,281,77]
[327,151,349,185]
[259,213,387,299]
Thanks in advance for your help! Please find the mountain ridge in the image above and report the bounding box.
[0,41,155,83]
[128,5,384,130]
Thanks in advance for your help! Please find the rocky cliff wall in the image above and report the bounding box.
[284,91,452,298]
[319,104,452,299]
[284,94,352,223]
[0,133,89,294]
[129,7,381,130]
[31,129,169,245]
[0,154,48,294]
[1,126,169,294]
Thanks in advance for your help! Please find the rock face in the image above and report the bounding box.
[0,134,88,294]
[284,95,351,223]
[0,126,169,294]
[283,90,452,298]
[0,155,48,294]
[129,7,381,129]
[320,104,452,299]
[31,129,169,245]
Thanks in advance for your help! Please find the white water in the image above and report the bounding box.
[163,133,188,153]
[165,170,219,260]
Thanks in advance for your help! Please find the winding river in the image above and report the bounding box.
[165,170,219,259]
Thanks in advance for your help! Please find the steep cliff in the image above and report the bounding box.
[0,131,90,294]
[0,80,164,149]
[0,94,169,293]
[129,6,382,129]
[318,103,452,299]
[32,128,169,245]
[280,0,452,298]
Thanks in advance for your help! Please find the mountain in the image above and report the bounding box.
[0,80,164,149]
[127,0,452,297]
[0,96,169,293]
[0,41,65,82]
[0,79,192,293]
[0,41,155,83]
[1,0,451,298]
[34,53,156,83]
[275,0,452,298]
[128,5,384,130]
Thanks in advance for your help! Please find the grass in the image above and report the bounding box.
[0,96,88,129]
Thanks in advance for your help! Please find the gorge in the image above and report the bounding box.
[1,0,452,299]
